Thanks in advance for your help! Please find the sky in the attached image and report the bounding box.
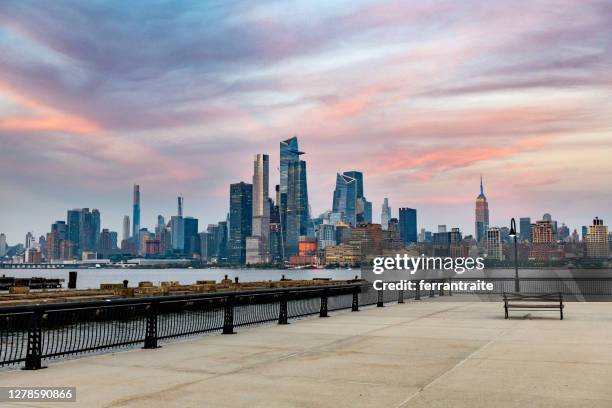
[0,0,611,244]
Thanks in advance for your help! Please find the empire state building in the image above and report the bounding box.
[475,176,489,242]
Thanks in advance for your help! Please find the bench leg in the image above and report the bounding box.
[504,304,508,319]
[560,308,563,320]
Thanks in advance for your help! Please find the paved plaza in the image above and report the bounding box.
[2,300,612,407]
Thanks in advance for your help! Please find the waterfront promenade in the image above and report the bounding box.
[2,300,612,407]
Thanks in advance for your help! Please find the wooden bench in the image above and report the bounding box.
[503,292,564,320]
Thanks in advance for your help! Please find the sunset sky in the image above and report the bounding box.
[1,0,611,243]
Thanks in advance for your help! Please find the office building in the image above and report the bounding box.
[122,216,130,242]
[229,182,253,264]
[183,217,199,256]
[587,217,609,258]
[486,227,502,260]
[250,154,270,263]
[332,173,357,226]
[399,208,417,244]
[475,176,489,242]
[0,233,6,257]
[285,160,309,257]
[132,185,140,240]
[279,137,303,256]
[519,217,531,242]
[381,198,391,230]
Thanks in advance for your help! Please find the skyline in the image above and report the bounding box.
[1,0,612,240]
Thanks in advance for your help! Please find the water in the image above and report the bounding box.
[0,268,359,290]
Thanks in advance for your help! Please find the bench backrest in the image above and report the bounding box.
[503,292,562,302]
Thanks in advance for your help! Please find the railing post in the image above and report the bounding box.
[415,281,421,300]
[320,289,328,317]
[448,278,453,296]
[143,301,160,349]
[24,310,44,370]
[377,290,384,307]
[429,280,435,298]
[351,286,359,312]
[398,289,404,304]
[278,293,289,325]
[439,279,445,296]
[223,295,235,334]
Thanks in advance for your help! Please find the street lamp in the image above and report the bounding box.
[509,218,519,292]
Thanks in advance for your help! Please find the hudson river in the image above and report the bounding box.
[0,268,359,290]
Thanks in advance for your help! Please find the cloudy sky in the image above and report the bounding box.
[1,0,611,244]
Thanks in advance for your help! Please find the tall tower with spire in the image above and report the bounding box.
[475,176,489,242]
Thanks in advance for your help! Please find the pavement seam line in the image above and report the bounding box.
[394,317,524,408]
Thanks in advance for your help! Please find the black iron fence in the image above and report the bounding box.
[3,277,609,370]
[1,282,421,370]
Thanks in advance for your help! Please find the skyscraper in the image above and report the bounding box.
[67,209,81,254]
[279,137,303,257]
[0,233,7,257]
[132,185,140,240]
[587,217,609,258]
[183,217,199,256]
[519,217,531,242]
[381,198,391,230]
[170,197,185,254]
[229,182,253,264]
[286,160,309,257]
[332,173,357,226]
[475,176,489,242]
[398,208,417,244]
[122,216,130,242]
[250,154,270,263]
[486,227,502,260]
[342,171,372,224]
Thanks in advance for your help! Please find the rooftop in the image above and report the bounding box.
[2,300,612,407]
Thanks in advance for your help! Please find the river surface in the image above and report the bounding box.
[0,268,360,290]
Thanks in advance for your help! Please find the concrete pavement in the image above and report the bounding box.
[2,300,612,407]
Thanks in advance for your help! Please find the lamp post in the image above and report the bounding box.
[509,218,519,292]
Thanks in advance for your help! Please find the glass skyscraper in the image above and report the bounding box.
[183,216,199,256]
[399,207,417,244]
[285,161,309,257]
[332,173,357,226]
[229,182,253,264]
[132,185,140,241]
[519,217,532,242]
[279,137,304,258]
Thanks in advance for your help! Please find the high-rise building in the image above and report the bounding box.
[229,182,253,264]
[486,227,502,260]
[170,215,184,253]
[279,137,303,257]
[217,221,229,261]
[132,185,140,240]
[316,223,336,252]
[67,209,81,253]
[332,173,357,226]
[587,217,609,258]
[342,171,372,224]
[398,208,417,244]
[519,217,531,242]
[25,232,36,249]
[532,220,555,243]
[381,198,391,230]
[250,154,270,263]
[0,233,7,257]
[286,160,309,257]
[475,176,489,242]
[122,215,130,242]
[183,217,199,256]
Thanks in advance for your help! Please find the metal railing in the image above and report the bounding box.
[1,281,426,370]
[446,277,612,296]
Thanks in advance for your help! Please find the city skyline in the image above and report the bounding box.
[1,1,612,240]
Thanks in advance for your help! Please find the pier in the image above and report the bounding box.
[1,300,612,407]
